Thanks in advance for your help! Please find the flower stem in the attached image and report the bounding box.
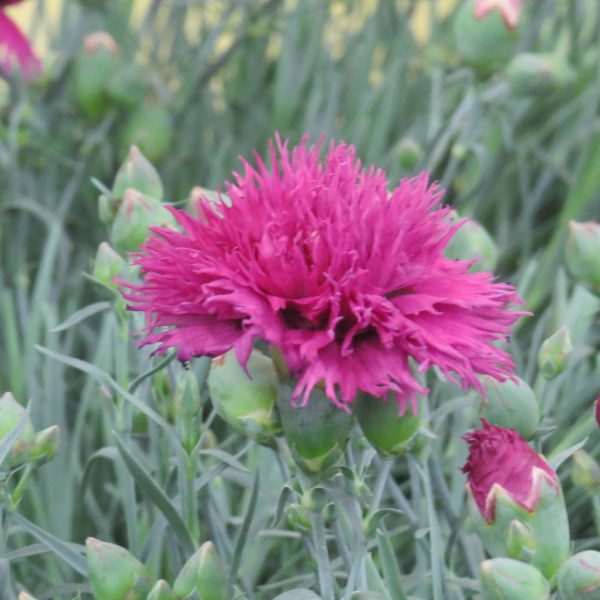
[312,509,334,600]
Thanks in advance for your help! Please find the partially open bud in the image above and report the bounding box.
[475,0,521,30]
[29,425,59,465]
[571,450,600,493]
[537,326,572,380]
[146,580,176,600]
[353,393,420,456]
[462,421,569,578]
[445,214,498,273]
[86,538,153,600]
[557,551,600,600]
[172,541,227,600]
[92,242,126,288]
[73,32,119,119]
[506,520,536,561]
[277,387,353,474]
[110,189,176,254]
[112,146,163,203]
[207,349,281,444]
[480,558,549,600]
[453,0,517,69]
[507,53,574,96]
[566,221,600,295]
[0,392,35,467]
[479,376,539,440]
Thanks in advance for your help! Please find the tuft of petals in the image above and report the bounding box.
[0,6,41,81]
[123,136,526,410]
[462,420,558,522]
[475,0,521,30]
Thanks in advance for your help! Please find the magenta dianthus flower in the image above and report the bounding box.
[0,0,41,81]
[124,136,524,411]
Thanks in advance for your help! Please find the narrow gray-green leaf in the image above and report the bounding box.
[113,433,195,555]
[376,528,408,600]
[51,301,111,332]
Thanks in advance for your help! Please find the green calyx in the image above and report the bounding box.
[207,349,281,444]
[172,541,228,600]
[557,551,600,600]
[277,386,353,474]
[353,393,420,457]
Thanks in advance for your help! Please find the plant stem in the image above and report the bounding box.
[312,509,334,600]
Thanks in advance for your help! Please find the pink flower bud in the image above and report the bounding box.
[462,420,558,523]
[475,0,521,30]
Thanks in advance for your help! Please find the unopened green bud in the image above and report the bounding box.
[146,579,176,600]
[506,53,574,96]
[353,393,420,456]
[277,387,353,474]
[173,542,227,600]
[121,101,172,163]
[538,326,572,380]
[207,349,281,444]
[106,63,148,109]
[188,187,232,215]
[92,242,125,288]
[571,450,600,493]
[506,520,536,561]
[110,189,176,253]
[86,538,153,600]
[112,145,163,202]
[453,0,517,69]
[479,376,539,440]
[301,486,329,512]
[566,221,600,295]
[0,392,35,467]
[558,551,600,599]
[285,503,312,532]
[480,558,549,600]
[73,32,119,119]
[445,215,498,273]
[175,371,201,419]
[29,425,59,464]
[395,138,423,170]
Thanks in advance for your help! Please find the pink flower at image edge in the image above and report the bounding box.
[462,420,558,522]
[0,1,41,81]
[123,136,526,412]
[475,0,521,29]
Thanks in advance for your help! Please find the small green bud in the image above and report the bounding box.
[538,326,572,380]
[445,214,498,273]
[121,101,172,163]
[146,579,176,600]
[395,138,423,170]
[506,53,574,96]
[285,503,312,532]
[566,221,600,295]
[480,558,550,600]
[73,32,119,119]
[353,393,420,456]
[277,387,353,474]
[506,520,536,561]
[173,542,228,600]
[92,242,126,288]
[571,450,600,493]
[86,538,153,600]
[29,425,59,464]
[207,349,281,444]
[110,189,176,254]
[558,551,600,600]
[112,145,163,202]
[453,0,517,69]
[479,376,539,440]
[0,392,35,467]
[301,486,329,512]
[106,63,148,109]
[174,371,202,451]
